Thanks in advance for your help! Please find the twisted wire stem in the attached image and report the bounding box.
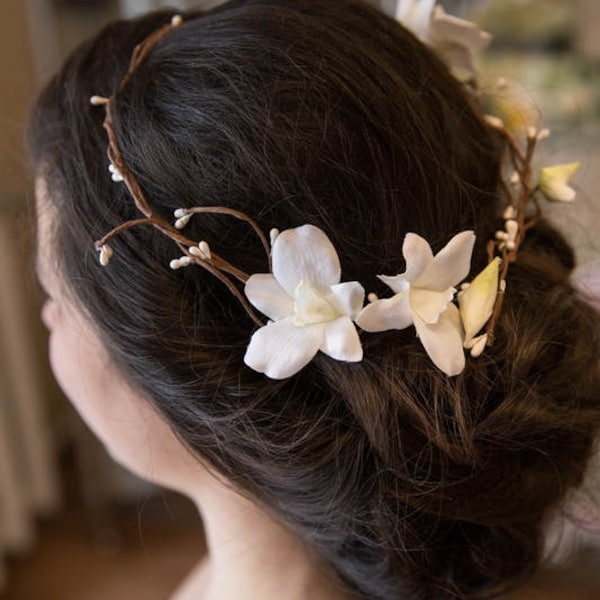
[91,15,268,327]
[485,127,543,345]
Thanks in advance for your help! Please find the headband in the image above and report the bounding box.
[89,7,580,379]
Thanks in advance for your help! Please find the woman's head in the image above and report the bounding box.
[29,0,600,598]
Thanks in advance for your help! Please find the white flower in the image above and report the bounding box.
[458,257,500,352]
[357,231,475,376]
[395,0,436,41]
[395,1,491,79]
[244,225,364,379]
[430,6,492,79]
[539,162,581,202]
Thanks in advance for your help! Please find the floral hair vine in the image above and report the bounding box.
[89,8,581,380]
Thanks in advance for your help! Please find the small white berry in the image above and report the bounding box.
[98,244,113,266]
[270,229,280,246]
[170,256,191,270]
[537,128,551,141]
[90,95,109,106]
[484,115,504,130]
[108,163,124,182]
[503,205,517,220]
[198,241,211,259]
[175,214,192,230]
[505,219,518,240]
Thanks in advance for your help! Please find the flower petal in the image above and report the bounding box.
[429,6,491,78]
[396,0,436,42]
[409,286,455,324]
[272,225,341,296]
[378,275,410,295]
[294,280,339,326]
[356,293,413,332]
[539,162,581,202]
[414,230,475,291]
[413,303,465,376]
[435,42,479,80]
[543,182,576,202]
[458,258,500,344]
[401,233,434,282]
[243,317,323,379]
[328,281,365,320]
[468,333,488,357]
[431,6,492,51]
[245,273,293,321]
[320,317,363,363]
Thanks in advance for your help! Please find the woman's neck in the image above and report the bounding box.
[171,473,349,600]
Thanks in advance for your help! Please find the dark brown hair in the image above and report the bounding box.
[28,1,600,598]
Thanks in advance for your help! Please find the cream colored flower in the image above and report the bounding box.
[357,231,475,376]
[395,1,491,79]
[458,258,500,355]
[244,225,364,379]
[395,0,436,41]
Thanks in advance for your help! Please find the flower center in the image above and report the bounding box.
[293,280,338,326]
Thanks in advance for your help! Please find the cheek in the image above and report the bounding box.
[46,323,140,466]
[46,315,109,436]
[45,313,185,483]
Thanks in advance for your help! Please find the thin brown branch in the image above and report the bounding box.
[485,252,510,346]
[484,125,542,347]
[95,217,162,249]
[96,216,252,281]
[119,18,182,91]
[103,102,153,217]
[89,15,269,332]
[499,127,526,166]
[185,257,264,327]
[187,206,272,270]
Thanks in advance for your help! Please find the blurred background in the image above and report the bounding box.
[1,0,599,598]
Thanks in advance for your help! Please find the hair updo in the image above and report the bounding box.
[28,0,600,598]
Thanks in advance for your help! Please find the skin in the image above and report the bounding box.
[35,179,350,600]
[35,180,599,600]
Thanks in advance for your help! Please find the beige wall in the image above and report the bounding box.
[0,0,37,213]
[576,0,600,59]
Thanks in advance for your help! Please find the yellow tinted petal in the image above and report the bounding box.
[458,258,500,343]
[539,162,581,202]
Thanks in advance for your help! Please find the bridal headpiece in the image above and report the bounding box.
[90,7,581,379]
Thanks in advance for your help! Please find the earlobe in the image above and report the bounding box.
[41,297,59,330]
